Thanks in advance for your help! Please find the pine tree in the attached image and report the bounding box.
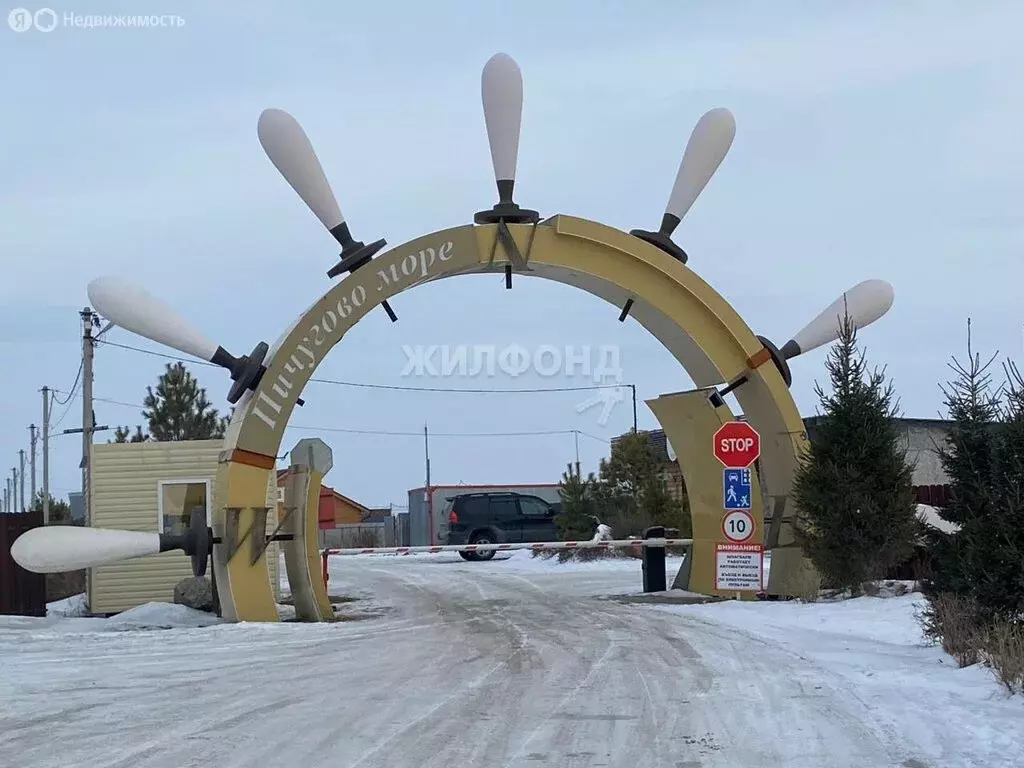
[792,311,918,592]
[555,462,599,540]
[111,425,149,443]
[600,432,659,502]
[598,431,686,537]
[30,490,73,523]
[142,362,228,441]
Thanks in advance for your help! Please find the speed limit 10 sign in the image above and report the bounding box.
[722,509,755,543]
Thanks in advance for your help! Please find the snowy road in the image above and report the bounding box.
[1,553,1021,768]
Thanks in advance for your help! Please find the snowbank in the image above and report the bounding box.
[0,601,221,636]
[104,602,221,630]
[46,592,88,618]
[656,591,929,645]
[649,592,1024,765]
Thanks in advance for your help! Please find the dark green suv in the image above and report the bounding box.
[443,492,560,561]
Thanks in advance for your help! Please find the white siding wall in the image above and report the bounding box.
[90,440,280,615]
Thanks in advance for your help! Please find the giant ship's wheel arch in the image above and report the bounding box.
[13,53,893,622]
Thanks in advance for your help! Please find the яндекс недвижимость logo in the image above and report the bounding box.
[8,8,57,32]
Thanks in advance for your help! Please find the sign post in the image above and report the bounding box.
[712,421,762,597]
[714,543,764,591]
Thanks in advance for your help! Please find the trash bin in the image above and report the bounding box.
[641,525,667,593]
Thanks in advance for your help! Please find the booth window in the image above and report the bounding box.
[158,479,211,535]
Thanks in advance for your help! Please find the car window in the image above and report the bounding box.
[519,497,551,516]
[459,496,488,517]
[488,496,519,521]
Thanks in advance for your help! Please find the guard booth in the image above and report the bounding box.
[89,440,282,615]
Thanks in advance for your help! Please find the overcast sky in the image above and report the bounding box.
[1,0,1022,511]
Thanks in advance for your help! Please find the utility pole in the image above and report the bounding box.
[10,468,17,512]
[18,450,25,512]
[573,429,580,465]
[630,384,638,432]
[81,307,96,527]
[42,386,50,524]
[28,424,37,508]
[424,423,432,545]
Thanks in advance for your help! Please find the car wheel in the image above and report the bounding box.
[470,533,496,561]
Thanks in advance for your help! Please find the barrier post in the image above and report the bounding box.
[641,526,667,592]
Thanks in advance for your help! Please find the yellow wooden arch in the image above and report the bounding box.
[211,215,814,622]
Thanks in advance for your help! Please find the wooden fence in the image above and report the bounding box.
[0,509,46,617]
[318,520,399,549]
[914,484,952,507]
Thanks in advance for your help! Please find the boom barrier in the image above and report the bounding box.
[320,537,693,586]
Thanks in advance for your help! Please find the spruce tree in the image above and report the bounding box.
[142,362,228,441]
[926,326,1001,600]
[982,361,1024,617]
[934,327,1001,528]
[929,329,1024,620]
[792,311,918,592]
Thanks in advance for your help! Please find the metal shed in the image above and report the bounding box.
[89,439,281,615]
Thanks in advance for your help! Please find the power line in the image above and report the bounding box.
[291,425,600,439]
[86,341,626,441]
[95,338,628,394]
[85,394,610,441]
[45,356,87,437]
[308,376,621,394]
[48,390,79,433]
[83,394,141,410]
[97,339,219,368]
[52,360,84,405]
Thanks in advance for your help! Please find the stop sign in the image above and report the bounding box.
[713,421,760,468]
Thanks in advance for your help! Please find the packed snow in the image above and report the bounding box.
[45,592,88,618]
[0,550,1020,767]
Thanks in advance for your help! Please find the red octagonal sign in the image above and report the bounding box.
[713,421,761,468]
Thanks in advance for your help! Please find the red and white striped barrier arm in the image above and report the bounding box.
[320,538,692,585]
[323,538,692,557]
